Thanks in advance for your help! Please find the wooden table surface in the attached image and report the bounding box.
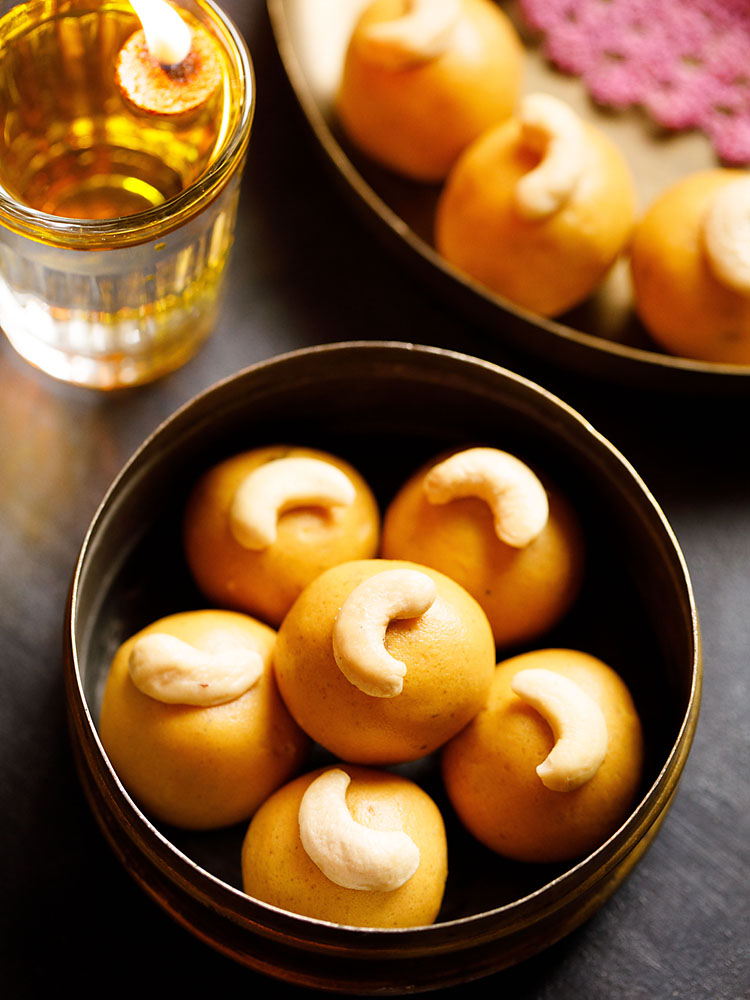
[1,3,747,997]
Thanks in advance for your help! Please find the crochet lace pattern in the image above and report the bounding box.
[519,0,750,164]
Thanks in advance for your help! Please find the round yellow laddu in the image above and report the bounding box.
[380,452,584,650]
[183,445,380,627]
[441,648,645,863]
[273,559,495,764]
[241,764,447,928]
[99,609,309,830]
[337,0,523,182]
[435,111,636,316]
[630,168,750,364]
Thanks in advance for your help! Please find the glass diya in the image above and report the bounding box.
[0,0,254,389]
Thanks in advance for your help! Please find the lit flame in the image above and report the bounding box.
[130,0,192,66]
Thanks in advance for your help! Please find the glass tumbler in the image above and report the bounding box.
[0,0,254,389]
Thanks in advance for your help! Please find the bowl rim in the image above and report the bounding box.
[65,340,702,941]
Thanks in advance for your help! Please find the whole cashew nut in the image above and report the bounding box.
[298,769,420,891]
[332,568,437,697]
[423,447,549,547]
[128,632,264,706]
[358,0,462,69]
[511,667,608,791]
[703,176,750,295]
[229,456,356,550]
[514,93,586,221]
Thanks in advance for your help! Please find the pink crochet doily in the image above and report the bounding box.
[519,0,750,164]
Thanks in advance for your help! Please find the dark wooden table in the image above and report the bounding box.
[1,3,748,997]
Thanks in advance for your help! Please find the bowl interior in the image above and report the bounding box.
[72,343,696,922]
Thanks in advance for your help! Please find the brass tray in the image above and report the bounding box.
[267,0,750,390]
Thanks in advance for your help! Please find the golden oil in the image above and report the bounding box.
[0,0,238,219]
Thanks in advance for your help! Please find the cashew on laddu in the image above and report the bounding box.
[702,176,750,295]
[128,632,264,706]
[332,568,438,698]
[229,456,356,550]
[298,768,420,891]
[423,446,549,548]
[513,93,586,221]
[357,0,462,68]
[511,667,608,791]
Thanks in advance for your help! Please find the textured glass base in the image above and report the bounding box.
[1,300,216,389]
[0,182,240,389]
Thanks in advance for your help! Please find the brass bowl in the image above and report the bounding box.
[64,342,700,993]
